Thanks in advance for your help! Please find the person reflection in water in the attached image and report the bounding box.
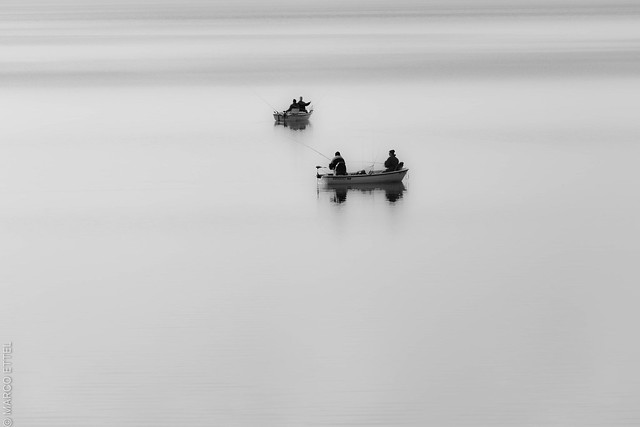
[297,96,311,112]
[329,151,347,175]
[384,149,400,172]
[332,188,348,204]
[385,186,403,203]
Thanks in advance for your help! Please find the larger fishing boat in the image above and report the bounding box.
[316,167,408,184]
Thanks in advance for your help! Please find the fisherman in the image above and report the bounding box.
[384,149,400,172]
[297,96,311,112]
[329,151,347,175]
[285,98,299,113]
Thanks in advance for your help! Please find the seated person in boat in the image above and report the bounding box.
[384,149,400,171]
[297,96,311,112]
[285,99,299,113]
[329,151,347,175]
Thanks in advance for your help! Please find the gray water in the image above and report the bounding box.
[2,1,640,426]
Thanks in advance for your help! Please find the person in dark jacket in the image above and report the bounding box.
[297,96,311,112]
[285,99,299,112]
[329,151,347,175]
[384,149,400,171]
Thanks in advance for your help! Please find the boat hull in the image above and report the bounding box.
[274,110,313,122]
[318,168,408,185]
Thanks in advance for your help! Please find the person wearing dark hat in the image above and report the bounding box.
[329,151,347,175]
[384,149,400,172]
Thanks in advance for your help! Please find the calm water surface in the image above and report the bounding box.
[1,2,640,426]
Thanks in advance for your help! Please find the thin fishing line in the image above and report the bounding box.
[248,87,278,111]
[285,135,331,161]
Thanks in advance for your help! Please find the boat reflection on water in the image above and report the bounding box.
[319,182,406,204]
[273,120,310,131]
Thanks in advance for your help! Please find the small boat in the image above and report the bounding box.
[316,167,408,184]
[273,109,313,122]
